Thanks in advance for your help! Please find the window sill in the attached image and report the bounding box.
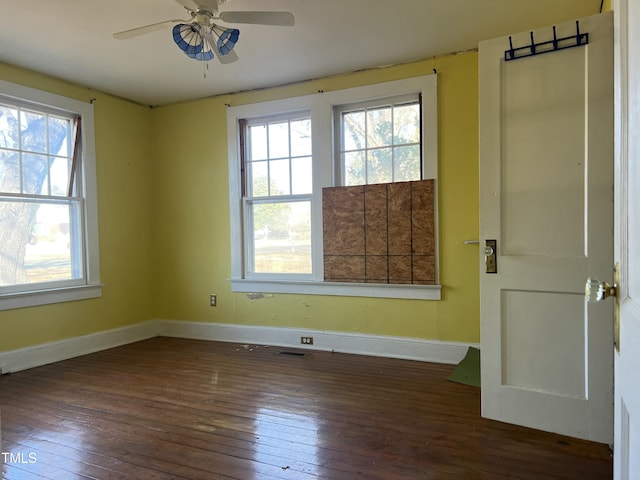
[0,284,103,311]
[230,279,441,300]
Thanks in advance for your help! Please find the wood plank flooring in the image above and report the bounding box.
[0,337,612,479]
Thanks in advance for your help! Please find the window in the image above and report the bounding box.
[242,113,313,277]
[228,75,439,300]
[0,80,101,310]
[336,95,422,186]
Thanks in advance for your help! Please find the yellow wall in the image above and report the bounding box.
[0,51,479,352]
[152,51,480,343]
[0,63,155,351]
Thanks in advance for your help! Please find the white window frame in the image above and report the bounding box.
[228,74,440,300]
[242,111,314,281]
[0,80,102,310]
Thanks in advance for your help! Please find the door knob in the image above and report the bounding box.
[585,278,618,303]
[484,239,497,273]
[586,265,621,352]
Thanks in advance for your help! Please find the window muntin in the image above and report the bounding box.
[243,113,313,277]
[0,80,101,308]
[337,95,421,186]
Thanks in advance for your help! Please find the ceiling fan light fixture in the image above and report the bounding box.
[211,24,240,56]
[172,23,214,61]
[115,1,293,66]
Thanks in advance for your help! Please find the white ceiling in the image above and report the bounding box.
[0,0,601,106]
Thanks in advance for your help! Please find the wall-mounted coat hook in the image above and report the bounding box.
[505,20,588,62]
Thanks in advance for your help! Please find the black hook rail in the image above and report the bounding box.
[504,21,588,62]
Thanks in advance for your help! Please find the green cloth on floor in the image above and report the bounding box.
[448,347,481,387]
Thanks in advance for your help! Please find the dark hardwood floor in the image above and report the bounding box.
[0,337,612,479]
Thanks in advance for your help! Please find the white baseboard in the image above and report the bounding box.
[0,320,158,374]
[0,319,478,374]
[157,320,478,365]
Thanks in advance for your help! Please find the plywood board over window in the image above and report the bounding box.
[323,179,435,284]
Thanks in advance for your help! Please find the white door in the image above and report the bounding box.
[479,12,614,443]
[613,0,640,477]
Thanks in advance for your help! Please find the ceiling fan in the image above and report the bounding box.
[113,0,295,64]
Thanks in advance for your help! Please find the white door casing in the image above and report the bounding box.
[613,0,640,477]
[479,12,614,443]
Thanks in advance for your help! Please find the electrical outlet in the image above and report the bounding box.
[210,294,217,307]
[300,336,313,345]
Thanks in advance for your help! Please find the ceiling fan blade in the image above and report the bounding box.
[193,0,219,12]
[217,48,239,64]
[174,0,199,11]
[219,11,295,26]
[113,19,183,39]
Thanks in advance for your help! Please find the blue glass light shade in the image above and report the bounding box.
[172,23,214,61]
[173,22,239,61]
[211,25,240,56]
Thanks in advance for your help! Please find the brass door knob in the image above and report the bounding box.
[585,278,618,303]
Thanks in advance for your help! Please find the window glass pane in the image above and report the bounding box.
[0,200,82,286]
[22,153,49,195]
[248,124,268,161]
[344,151,365,186]
[250,161,268,197]
[290,119,311,157]
[291,156,312,194]
[367,148,392,184]
[50,156,70,196]
[49,116,71,157]
[20,110,47,154]
[268,121,289,159]
[393,104,420,144]
[0,150,20,193]
[269,159,291,196]
[251,201,311,274]
[394,145,421,182]
[343,111,365,151]
[366,107,392,148]
[0,105,19,148]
